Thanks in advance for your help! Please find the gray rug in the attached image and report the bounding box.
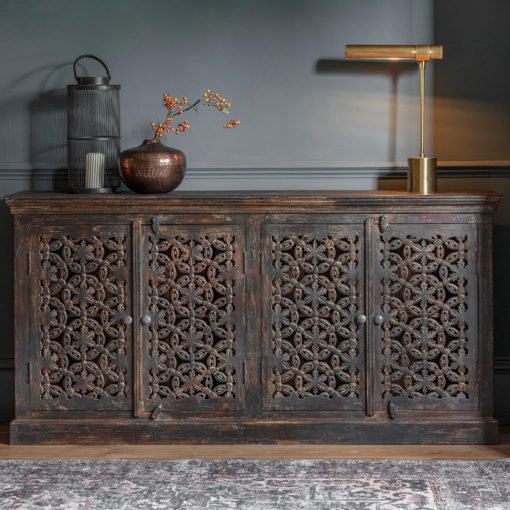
[0,459,509,509]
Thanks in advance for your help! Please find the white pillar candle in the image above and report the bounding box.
[85,153,106,188]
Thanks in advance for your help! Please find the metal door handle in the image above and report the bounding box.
[141,315,152,326]
[374,314,384,325]
[123,315,133,326]
[356,313,367,325]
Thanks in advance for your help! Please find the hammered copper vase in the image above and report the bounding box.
[119,139,186,193]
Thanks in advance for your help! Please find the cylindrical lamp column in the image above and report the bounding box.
[67,54,120,193]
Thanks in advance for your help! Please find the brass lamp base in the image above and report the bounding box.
[407,156,437,194]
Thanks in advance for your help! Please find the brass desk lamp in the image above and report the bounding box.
[345,45,443,194]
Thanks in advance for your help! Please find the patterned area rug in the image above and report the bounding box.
[0,459,509,509]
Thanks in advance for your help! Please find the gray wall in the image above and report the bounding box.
[0,0,509,424]
[433,0,510,161]
[1,0,434,169]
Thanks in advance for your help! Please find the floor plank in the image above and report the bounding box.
[0,425,509,461]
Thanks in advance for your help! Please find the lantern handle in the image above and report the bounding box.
[73,54,111,83]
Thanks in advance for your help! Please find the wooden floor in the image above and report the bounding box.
[1,425,509,461]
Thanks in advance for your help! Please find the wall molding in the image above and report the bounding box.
[0,359,14,370]
[495,356,510,373]
[1,163,510,182]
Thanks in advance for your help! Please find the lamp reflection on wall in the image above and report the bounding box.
[345,45,443,194]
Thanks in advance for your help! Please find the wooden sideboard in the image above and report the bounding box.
[5,190,501,444]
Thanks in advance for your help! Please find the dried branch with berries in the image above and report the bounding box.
[151,89,240,140]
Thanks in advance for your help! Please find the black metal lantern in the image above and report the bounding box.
[67,54,120,193]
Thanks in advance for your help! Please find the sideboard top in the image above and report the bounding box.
[5,190,502,215]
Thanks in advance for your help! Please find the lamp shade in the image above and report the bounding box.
[345,45,443,62]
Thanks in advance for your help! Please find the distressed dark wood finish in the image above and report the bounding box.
[140,223,246,414]
[31,224,132,412]
[262,224,365,411]
[5,191,501,444]
[373,222,479,414]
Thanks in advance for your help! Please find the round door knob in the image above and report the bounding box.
[141,315,152,326]
[374,314,384,325]
[356,313,367,324]
[123,315,133,326]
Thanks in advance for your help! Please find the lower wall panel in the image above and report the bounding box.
[0,368,15,423]
[494,358,510,426]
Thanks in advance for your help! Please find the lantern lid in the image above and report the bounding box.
[71,54,119,89]
[77,76,110,85]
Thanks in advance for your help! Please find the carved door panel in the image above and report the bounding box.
[262,224,366,411]
[140,224,246,414]
[373,221,479,414]
[30,224,132,411]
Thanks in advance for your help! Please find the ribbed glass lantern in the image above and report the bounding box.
[67,54,120,193]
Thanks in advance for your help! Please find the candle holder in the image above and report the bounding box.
[67,54,121,193]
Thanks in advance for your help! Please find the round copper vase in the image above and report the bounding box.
[119,139,186,193]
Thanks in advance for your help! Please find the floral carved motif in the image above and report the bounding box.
[147,233,239,401]
[38,235,128,400]
[271,233,362,400]
[380,234,470,400]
